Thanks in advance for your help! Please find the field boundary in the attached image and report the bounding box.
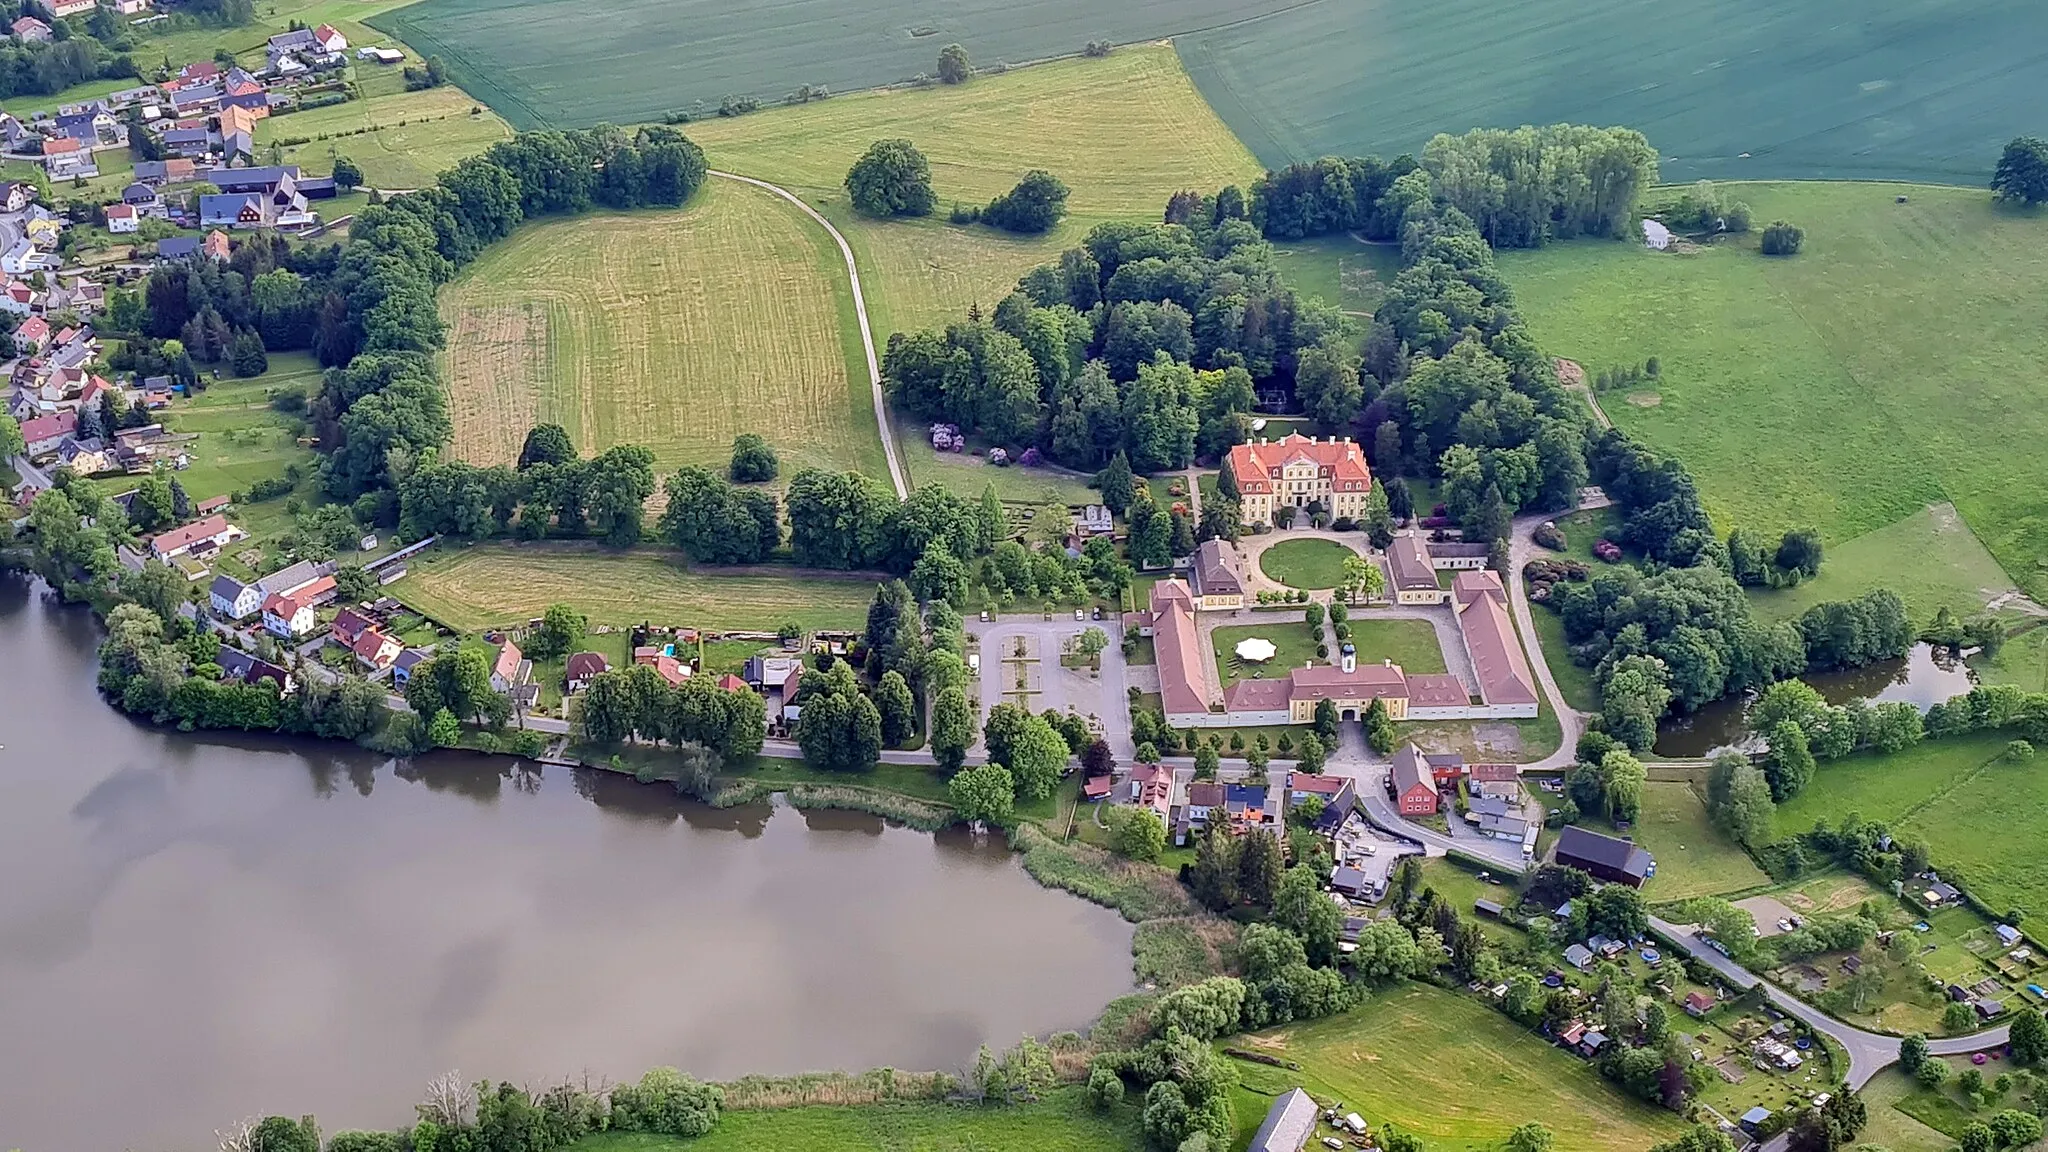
[711,170,907,498]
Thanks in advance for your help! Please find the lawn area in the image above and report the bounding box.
[1257,537,1359,590]
[1974,624,2048,694]
[1175,0,2043,184]
[438,178,885,480]
[1268,235,1403,316]
[159,353,326,506]
[682,46,1265,341]
[1630,781,1770,901]
[258,85,513,189]
[1747,503,2027,625]
[563,1090,1139,1152]
[1529,606,1599,712]
[1344,617,1446,675]
[1502,182,2048,602]
[1223,983,1686,1152]
[897,414,1100,505]
[387,543,879,632]
[1211,622,1321,689]
[1857,1069,1955,1152]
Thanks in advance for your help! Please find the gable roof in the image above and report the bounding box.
[1456,588,1538,707]
[1453,568,1506,604]
[493,639,523,682]
[149,513,229,554]
[565,651,609,681]
[1390,743,1439,798]
[209,574,249,602]
[1149,578,1216,718]
[1189,538,1243,597]
[350,626,397,662]
[1387,533,1436,591]
[1556,825,1653,880]
[1249,1088,1319,1152]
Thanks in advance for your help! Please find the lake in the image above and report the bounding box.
[1654,642,1979,757]
[0,576,1134,1152]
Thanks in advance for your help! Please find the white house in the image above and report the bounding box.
[262,589,317,638]
[19,408,76,457]
[209,574,262,620]
[105,203,138,233]
[350,627,402,672]
[2,238,55,276]
[148,514,242,561]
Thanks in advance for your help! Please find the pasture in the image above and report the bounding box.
[1176,0,2047,182]
[1502,183,2048,604]
[372,0,1300,131]
[387,543,879,632]
[257,86,512,190]
[1629,781,1770,901]
[1224,983,1686,1151]
[438,178,886,478]
[685,46,1265,339]
[563,1090,1137,1152]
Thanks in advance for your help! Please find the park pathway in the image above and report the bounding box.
[709,170,909,500]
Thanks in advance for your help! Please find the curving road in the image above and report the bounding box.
[1507,510,1590,771]
[709,170,908,500]
[1649,915,2012,1089]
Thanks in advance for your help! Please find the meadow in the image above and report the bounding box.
[1502,182,2048,605]
[387,543,879,632]
[563,1090,1138,1152]
[1224,983,1686,1151]
[1176,0,2047,182]
[1629,781,1770,901]
[257,85,513,190]
[438,178,885,478]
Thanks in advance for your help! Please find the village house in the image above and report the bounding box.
[56,436,110,474]
[23,409,80,456]
[53,104,123,149]
[133,158,198,185]
[262,587,320,638]
[330,607,378,649]
[350,626,402,672]
[150,514,243,565]
[39,136,95,179]
[155,236,203,261]
[491,638,534,697]
[3,237,57,276]
[105,204,139,233]
[1225,433,1373,528]
[1126,761,1174,821]
[36,0,97,18]
[0,180,32,212]
[1247,1088,1318,1152]
[1387,533,1445,605]
[12,315,49,354]
[391,647,432,685]
[266,23,348,70]
[216,645,292,692]
[1390,742,1449,816]
[10,15,51,41]
[565,651,609,693]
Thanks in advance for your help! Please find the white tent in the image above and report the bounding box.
[1234,637,1277,662]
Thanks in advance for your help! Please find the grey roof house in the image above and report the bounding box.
[1248,1087,1318,1152]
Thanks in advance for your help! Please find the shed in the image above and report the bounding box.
[1474,898,1504,918]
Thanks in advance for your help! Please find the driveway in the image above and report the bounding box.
[1508,510,1591,771]
[969,614,1133,759]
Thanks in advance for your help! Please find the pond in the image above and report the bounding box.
[1653,642,1978,758]
[0,577,1134,1152]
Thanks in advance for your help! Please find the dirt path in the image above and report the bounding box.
[1555,358,1614,430]
[709,170,908,499]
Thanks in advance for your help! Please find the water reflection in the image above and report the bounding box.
[1655,643,1979,757]
[0,585,1133,1152]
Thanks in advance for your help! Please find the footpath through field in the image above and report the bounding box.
[708,170,908,499]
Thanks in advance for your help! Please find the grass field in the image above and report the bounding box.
[1225,983,1686,1152]
[1269,236,1403,316]
[682,46,1265,340]
[162,353,324,504]
[387,543,880,632]
[258,85,513,189]
[564,1090,1138,1152]
[1345,618,1447,675]
[1503,183,2048,603]
[1630,781,1770,901]
[1746,503,2026,625]
[1857,1070,1957,1152]
[438,178,885,478]
[1176,0,2047,183]
[1770,732,2048,914]
[1256,538,1356,589]
[374,0,1300,131]
[1211,622,1320,690]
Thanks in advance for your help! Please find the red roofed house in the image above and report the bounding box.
[263,589,317,638]
[313,23,347,52]
[565,651,609,693]
[1387,533,1447,605]
[40,136,93,180]
[1390,743,1443,816]
[1224,433,1372,528]
[3,279,36,315]
[105,203,138,233]
[203,229,231,262]
[12,314,48,354]
[196,494,231,515]
[1142,578,1220,727]
[490,638,529,693]
[329,606,376,647]
[10,15,51,41]
[19,407,74,456]
[148,513,243,560]
[1286,772,1348,806]
[351,626,402,671]
[716,673,748,693]
[1127,762,1174,821]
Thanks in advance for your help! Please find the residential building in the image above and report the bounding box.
[53,105,122,148]
[330,607,377,648]
[1285,772,1349,808]
[216,645,292,692]
[0,181,31,211]
[1684,991,1718,1018]
[1555,825,1654,888]
[105,203,139,233]
[3,238,55,276]
[56,437,109,474]
[39,136,96,179]
[1225,433,1372,527]
[1248,1088,1318,1152]
[392,647,431,685]
[1224,783,1272,828]
[262,588,318,638]
[203,230,231,261]
[36,0,97,18]
[266,23,347,68]
[350,627,402,672]
[1387,534,1445,604]
[1127,762,1173,821]
[491,639,532,695]
[155,236,202,260]
[121,181,161,208]
[1390,743,1441,816]
[10,15,51,41]
[150,514,243,561]
[1188,538,1245,609]
[133,158,198,185]
[1429,540,1491,570]
[209,574,262,620]
[13,315,49,354]
[20,409,76,457]
[565,651,609,693]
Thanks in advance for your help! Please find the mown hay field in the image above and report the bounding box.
[257,86,512,190]
[372,0,1299,131]
[1176,0,2048,182]
[438,177,885,478]
[1499,182,2048,604]
[1226,983,1686,1151]
[387,544,879,632]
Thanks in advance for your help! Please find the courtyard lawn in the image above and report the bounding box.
[438,178,886,479]
[681,46,1265,340]
[387,543,877,632]
[565,1089,1139,1152]
[1630,781,1770,901]
[1257,538,1359,590]
[1502,182,2048,603]
[1223,983,1686,1152]
[256,85,513,189]
[1211,622,1322,690]
[1344,617,1447,675]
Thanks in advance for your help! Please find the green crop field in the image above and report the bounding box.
[685,46,1265,340]
[257,85,512,190]
[1256,538,1356,589]
[388,543,879,632]
[1501,183,2048,604]
[1630,781,1770,901]
[564,1089,1138,1152]
[372,0,1301,131]
[1225,983,1686,1151]
[438,178,885,478]
[1177,0,2048,182]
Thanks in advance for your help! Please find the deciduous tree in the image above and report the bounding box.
[845,139,937,218]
